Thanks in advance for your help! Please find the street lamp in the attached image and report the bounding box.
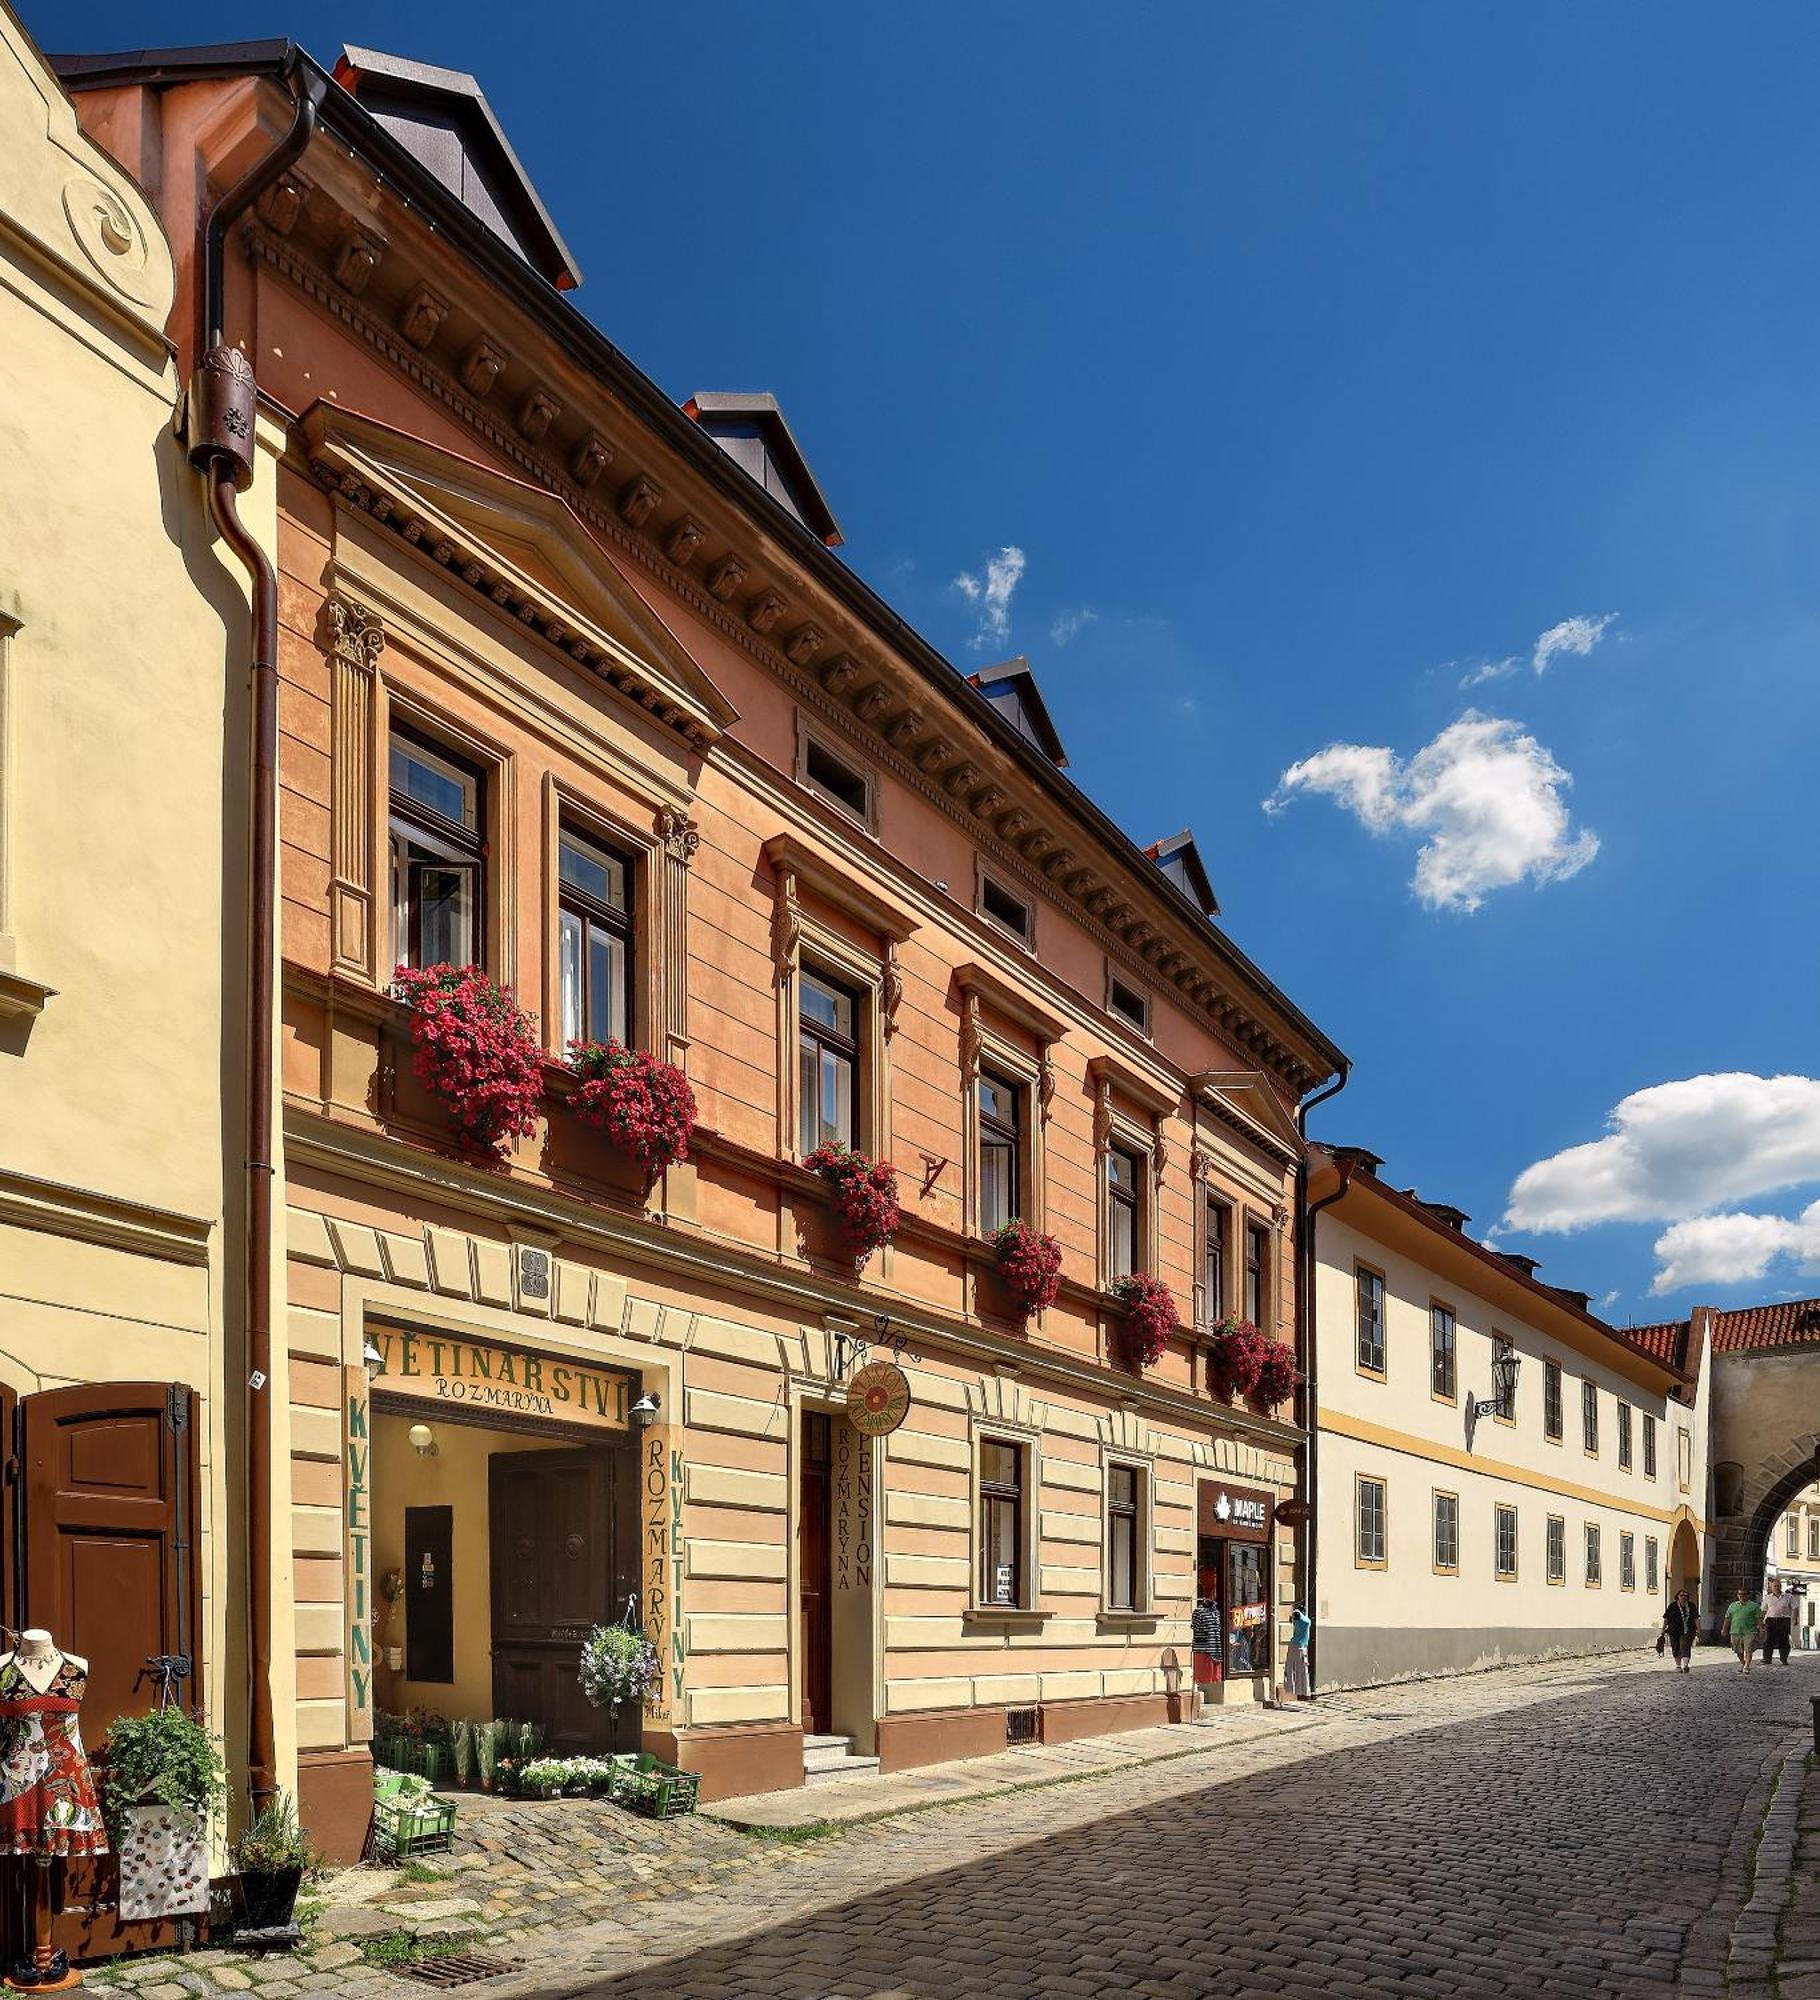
[1468,1348,1521,1429]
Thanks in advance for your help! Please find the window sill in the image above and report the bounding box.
[964,1606,1047,1630]
[0,967,56,1021]
[1096,1610,1159,1633]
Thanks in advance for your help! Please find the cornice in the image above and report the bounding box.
[0,1165,213,1268]
[760,832,919,943]
[951,962,1068,1045]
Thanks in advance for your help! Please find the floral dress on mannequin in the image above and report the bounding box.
[0,1653,107,1857]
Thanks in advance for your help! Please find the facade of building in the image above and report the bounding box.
[62,41,1346,1857]
[1307,1148,1709,1689]
[0,3,242,1960]
[1765,1479,1819,1648]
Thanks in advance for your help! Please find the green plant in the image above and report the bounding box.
[99,1709,226,1837]
[233,1791,317,1876]
[450,1717,474,1786]
[357,1928,469,1970]
[579,1623,659,1720]
[475,1722,501,1789]
[515,1719,544,1760]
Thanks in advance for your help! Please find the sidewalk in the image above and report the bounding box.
[1778,1738,1820,1997]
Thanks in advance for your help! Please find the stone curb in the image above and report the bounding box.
[1726,1731,1807,1989]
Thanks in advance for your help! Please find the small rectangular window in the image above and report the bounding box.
[1582,1380,1599,1455]
[558,825,634,1049]
[1244,1222,1270,1330]
[1645,1537,1659,1595]
[1546,1514,1565,1584]
[802,735,872,822]
[1430,1305,1456,1400]
[1620,1531,1636,1592]
[1617,1401,1633,1471]
[980,875,1033,945]
[1433,1491,1459,1573]
[1356,1476,1387,1567]
[1677,1427,1692,1492]
[389,727,485,970]
[1107,1145,1142,1282]
[1204,1198,1230,1321]
[1584,1522,1602,1586]
[1356,1267,1385,1375]
[1108,974,1150,1034]
[978,1069,1021,1237]
[1808,1517,1818,1561]
[1642,1413,1657,1480]
[1544,1359,1563,1443]
[799,967,860,1153]
[1107,1463,1143,1612]
[979,1438,1026,1606]
[1790,1516,1802,1558]
[1494,1503,1518,1580]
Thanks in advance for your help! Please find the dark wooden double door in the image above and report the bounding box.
[799,1413,833,1735]
[489,1445,639,1753]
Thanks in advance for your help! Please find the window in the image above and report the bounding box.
[1642,1413,1657,1480]
[389,728,484,968]
[1544,1359,1563,1443]
[1430,1305,1457,1401]
[1646,1537,1659,1595]
[1356,1267,1385,1375]
[978,1439,1026,1606]
[1810,1517,1819,1561]
[1493,1503,1518,1580]
[1790,1516,1802,1559]
[1107,973,1150,1035]
[1617,1401,1633,1471]
[1244,1222,1270,1329]
[1584,1522,1602,1586]
[1491,1334,1516,1423]
[1355,1476,1387,1567]
[802,733,872,822]
[1107,1145,1142,1281]
[1433,1491,1459,1573]
[1106,1463,1145,1612]
[1581,1380,1599,1455]
[1546,1514,1566,1585]
[1677,1427,1692,1493]
[1204,1197,1230,1321]
[557,826,633,1048]
[977,1069,1021,1236]
[979,874,1033,946]
[798,968,860,1153]
[1619,1531,1636,1592]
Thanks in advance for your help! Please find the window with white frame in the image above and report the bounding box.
[1494,1503,1518,1581]
[1204,1196,1230,1322]
[1810,1517,1819,1561]
[977,1068,1022,1236]
[1789,1516,1801,1559]
[390,727,485,969]
[558,824,634,1048]
[798,966,861,1153]
[1107,1144,1142,1283]
[978,1438,1028,1607]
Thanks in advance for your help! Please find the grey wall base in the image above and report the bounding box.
[1318,1625,1655,1690]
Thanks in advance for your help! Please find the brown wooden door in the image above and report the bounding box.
[799,1413,832,1736]
[489,1445,635,1753]
[17,1382,199,1964]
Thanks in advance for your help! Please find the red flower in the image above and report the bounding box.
[394,964,544,1157]
[1251,1339,1300,1412]
[1206,1316,1269,1401]
[567,1040,697,1176]
[991,1220,1063,1316]
[1110,1273,1177,1371]
[805,1143,901,1263]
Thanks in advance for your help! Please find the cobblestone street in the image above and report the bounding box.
[91,1648,1819,1999]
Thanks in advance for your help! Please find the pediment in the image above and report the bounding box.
[1192,1070,1304,1162]
[297,405,738,746]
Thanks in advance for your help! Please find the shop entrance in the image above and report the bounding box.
[799,1413,833,1734]
[1192,1479,1275,1703]
[796,1404,877,1754]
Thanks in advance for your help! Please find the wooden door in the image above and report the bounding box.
[17,1382,199,1963]
[488,1446,635,1754]
[799,1413,832,1736]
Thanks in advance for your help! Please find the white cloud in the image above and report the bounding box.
[1532,612,1618,675]
[952,546,1026,649]
[1050,607,1097,647]
[1648,1206,1820,1294]
[1457,655,1518,690]
[1263,711,1599,913]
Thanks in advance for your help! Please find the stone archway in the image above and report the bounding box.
[1705,1325,1820,1620]
[1669,1517,1700,1599]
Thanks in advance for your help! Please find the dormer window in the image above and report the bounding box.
[1108,973,1150,1036]
[979,872,1033,947]
[796,720,875,830]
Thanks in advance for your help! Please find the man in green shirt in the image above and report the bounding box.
[1724,1585,1764,1673]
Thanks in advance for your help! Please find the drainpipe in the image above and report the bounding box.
[1293,1064,1352,1694]
[186,63,320,1815]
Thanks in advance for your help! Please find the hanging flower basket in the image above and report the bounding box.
[567,1040,697,1177]
[1206,1316,1269,1401]
[393,964,544,1156]
[805,1142,901,1263]
[991,1220,1063,1317]
[1110,1273,1177,1370]
[1251,1339,1300,1412]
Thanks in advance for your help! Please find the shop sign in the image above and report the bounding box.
[642,1427,684,1724]
[343,1365,374,1743]
[372,1328,630,1431]
[846,1360,911,1438]
[1197,1481,1274,1543]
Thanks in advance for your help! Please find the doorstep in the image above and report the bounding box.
[708,1702,1318,1831]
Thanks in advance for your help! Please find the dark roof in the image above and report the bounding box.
[682,393,841,547]
[50,37,1347,1085]
[1145,831,1219,918]
[966,658,1068,768]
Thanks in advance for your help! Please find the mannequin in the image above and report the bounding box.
[0,1630,102,1992]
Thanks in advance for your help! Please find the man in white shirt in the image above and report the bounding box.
[1764,1579,1797,1665]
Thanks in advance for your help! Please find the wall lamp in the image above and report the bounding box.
[1467,1349,1521,1430]
[362,1334,384,1374]
[630,1391,662,1431]
[407,1422,438,1457]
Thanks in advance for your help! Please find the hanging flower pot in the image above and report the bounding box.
[1251,1339,1301,1412]
[1110,1273,1177,1371]
[1206,1316,1268,1401]
[393,964,544,1157]
[567,1040,697,1177]
[991,1219,1063,1317]
[805,1142,901,1264]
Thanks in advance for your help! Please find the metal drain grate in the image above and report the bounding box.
[396,1950,519,1988]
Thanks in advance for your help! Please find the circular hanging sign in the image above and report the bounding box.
[846,1360,911,1438]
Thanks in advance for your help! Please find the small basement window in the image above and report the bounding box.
[980,874,1033,945]
[802,734,873,824]
[1006,1706,1039,1745]
[1108,973,1150,1035]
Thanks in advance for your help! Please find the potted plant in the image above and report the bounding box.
[804,1142,901,1264]
[475,1721,501,1794]
[1252,1339,1300,1412]
[579,1622,659,1732]
[450,1718,475,1790]
[567,1040,697,1177]
[393,963,545,1156]
[233,1790,316,1934]
[1206,1315,1268,1401]
[101,1708,226,1925]
[1109,1273,1177,1371]
[990,1219,1063,1318]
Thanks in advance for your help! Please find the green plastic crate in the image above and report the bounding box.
[373,1769,457,1859]
[609,1752,700,1819]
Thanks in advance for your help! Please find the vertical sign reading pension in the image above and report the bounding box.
[642,1427,684,1726]
[343,1365,374,1742]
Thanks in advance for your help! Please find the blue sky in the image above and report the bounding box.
[48,2,1820,1319]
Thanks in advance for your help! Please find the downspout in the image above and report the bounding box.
[1293,1063,1352,1694]
[186,62,321,1814]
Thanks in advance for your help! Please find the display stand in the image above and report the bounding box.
[4,1858,79,1992]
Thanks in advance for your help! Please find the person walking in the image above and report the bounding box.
[1723,1584,1764,1673]
[1282,1604,1312,1704]
[1764,1578,1796,1665]
[1661,1588,1698,1674]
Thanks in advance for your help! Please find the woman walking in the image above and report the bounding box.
[1661,1588,1698,1674]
